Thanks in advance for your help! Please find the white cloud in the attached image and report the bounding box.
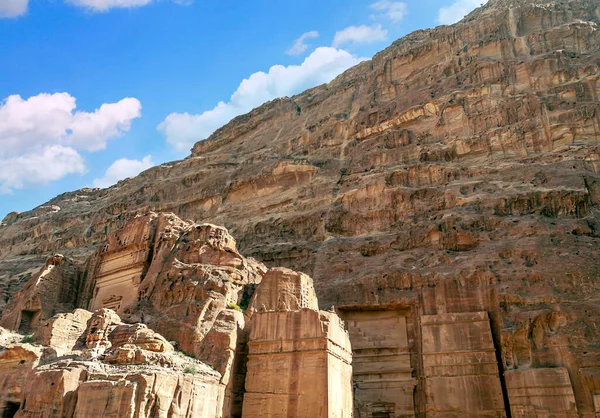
[437,0,485,25]
[332,25,387,48]
[286,31,320,56]
[0,0,28,18]
[93,155,154,188]
[0,92,142,193]
[0,146,86,194]
[158,46,364,153]
[370,1,407,22]
[0,93,141,155]
[68,98,142,151]
[65,0,152,12]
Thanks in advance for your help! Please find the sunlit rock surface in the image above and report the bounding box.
[1,0,600,415]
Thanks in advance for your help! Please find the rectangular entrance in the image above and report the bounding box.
[18,310,40,333]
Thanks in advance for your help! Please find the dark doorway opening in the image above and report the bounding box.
[2,401,21,418]
[18,310,39,333]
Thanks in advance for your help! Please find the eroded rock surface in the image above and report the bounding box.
[0,309,225,418]
[243,268,353,418]
[0,217,354,417]
[0,0,600,416]
[0,254,82,333]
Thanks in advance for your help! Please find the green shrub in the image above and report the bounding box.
[227,303,242,312]
[183,366,198,375]
[176,350,195,359]
[20,335,34,344]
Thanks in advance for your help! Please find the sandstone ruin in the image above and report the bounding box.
[1,0,600,416]
[0,214,354,417]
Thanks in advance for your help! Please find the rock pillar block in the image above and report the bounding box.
[505,367,578,417]
[243,309,353,418]
[421,311,506,417]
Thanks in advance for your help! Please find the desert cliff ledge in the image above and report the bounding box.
[0,0,600,416]
[0,211,595,417]
[0,215,353,417]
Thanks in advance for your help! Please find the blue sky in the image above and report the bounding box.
[0,0,483,220]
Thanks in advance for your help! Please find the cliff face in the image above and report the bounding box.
[0,216,353,418]
[1,0,600,416]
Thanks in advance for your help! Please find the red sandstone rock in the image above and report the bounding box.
[0,0,599,416]
[0,309,225,418]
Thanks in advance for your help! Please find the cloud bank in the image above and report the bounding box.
[0,93,141,193]
[66,0,189,12]
[0,0,28,18]
[158,46,364,152]
[93,155,154,188]
[370,1,407,22]
[0,146,86,194]
[332,24,388,48]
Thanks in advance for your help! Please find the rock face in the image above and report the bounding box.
[421,312,506,417]
[0,309,226,418]
[1,0,600,416]
[243,268,353,418]
[0,216,354,418]
[0,254,82,333]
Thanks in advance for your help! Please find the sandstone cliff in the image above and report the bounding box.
[0,217,353,417]
[1,0,600,416]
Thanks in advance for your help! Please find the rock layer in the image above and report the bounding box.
[243,268,353,418]
[0,0,600,416]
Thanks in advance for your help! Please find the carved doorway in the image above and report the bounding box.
[1,401,20,418]
[18,310,40,333]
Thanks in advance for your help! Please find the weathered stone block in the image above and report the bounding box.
[341,309,416,417]
[421,312,506,417]
[505,367,578,418]
[243,309,352,418]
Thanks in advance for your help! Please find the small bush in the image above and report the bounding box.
[227,303,242,312]
[183,366,198,375]
[176,350,195,359]
[20,335,34,344]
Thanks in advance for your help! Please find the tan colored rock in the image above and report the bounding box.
[0,341,43,417]
[74,379,137,418]
[14,362,225,418]
[0,254,82,332]
[198,309,246,417]
[33,309,92,355]
[84,308,122,357]
[88,213,159,315]
[17,365,87,417]
[421,312,506,417]
[0,216,269,417]
[0,309,226,418]
[0,0,600,413]
[243,272,353,418]
[249,267,319,311]
[505,367,578,417]
[340,309,416,417]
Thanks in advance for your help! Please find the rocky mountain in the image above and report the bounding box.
[1,0,600,416]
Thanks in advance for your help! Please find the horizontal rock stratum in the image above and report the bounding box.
[1,0,600,416]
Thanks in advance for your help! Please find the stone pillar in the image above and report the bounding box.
[421,311,507,417]
[242,268,353,418]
